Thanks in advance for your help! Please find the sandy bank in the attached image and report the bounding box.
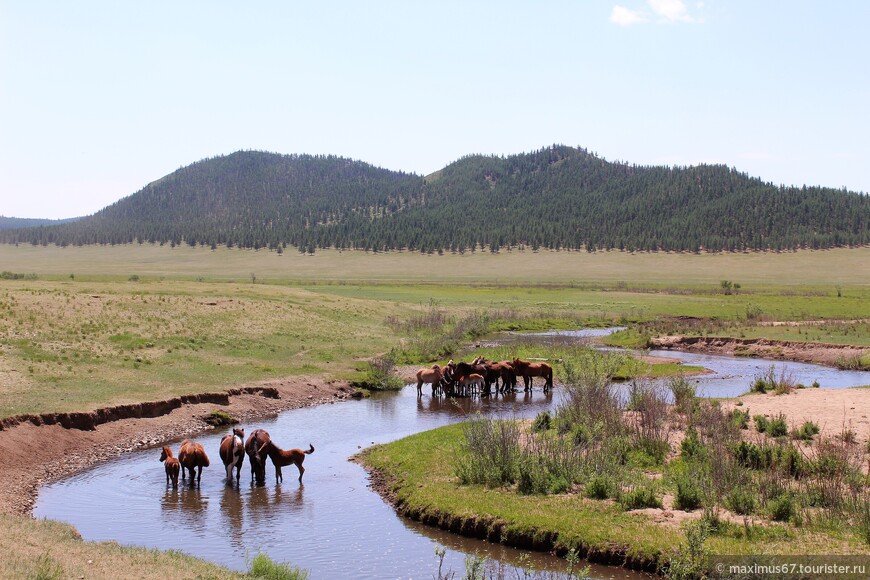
[0,376,352,516]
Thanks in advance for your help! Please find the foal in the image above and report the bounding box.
[264,441,315,483]
[159,446,180,488]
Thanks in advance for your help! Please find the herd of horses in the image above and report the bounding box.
[416,356,554,397]
[158,427,314,488]
[156,356,553,487]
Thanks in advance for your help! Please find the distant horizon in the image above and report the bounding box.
[3,2,868,219]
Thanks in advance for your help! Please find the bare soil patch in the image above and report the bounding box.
[723,387,870,443]
[0,376,351,516]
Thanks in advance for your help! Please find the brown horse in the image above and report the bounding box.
[416,364,444,395]
[178,440,210,484]
[245,428,271,484]
[512,358,554,392]
[159,446,180,487]
[264,441,315,483]
[496,361,517,392]
[219,427,246,484]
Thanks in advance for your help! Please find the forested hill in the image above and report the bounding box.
[0,216,79,230]
[3,146,868,253]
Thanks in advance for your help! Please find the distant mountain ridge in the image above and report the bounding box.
[2,146,868,253]
[0,216,80,230]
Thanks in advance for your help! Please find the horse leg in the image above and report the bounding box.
[417,379,423,395]
[297,463,305,483]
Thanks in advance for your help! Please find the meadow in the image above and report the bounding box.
[1,244,869,417]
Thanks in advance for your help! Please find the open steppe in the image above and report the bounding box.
[1,244,869,578]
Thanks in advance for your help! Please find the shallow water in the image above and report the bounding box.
[36,329,869,578]
[37,386,645,579]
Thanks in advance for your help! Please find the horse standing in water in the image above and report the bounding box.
[512,358,554,392]
[416,364,444,396]
[245,428,271,484]
[219,427,246,484]
[178,440,210,485]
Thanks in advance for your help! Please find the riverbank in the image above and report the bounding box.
[359,386,870,575]
[0,376,350,517]
[651,335,870,369]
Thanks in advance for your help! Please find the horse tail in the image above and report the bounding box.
[305,444,315,455]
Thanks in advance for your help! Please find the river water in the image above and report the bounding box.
[35,330,869,579]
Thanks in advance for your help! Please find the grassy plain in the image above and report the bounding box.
[1,243,868,577]
[1,244,869,417]
[2,243,870,285]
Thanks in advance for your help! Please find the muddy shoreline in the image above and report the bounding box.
[651,335,869,369]
[0,377,353,517]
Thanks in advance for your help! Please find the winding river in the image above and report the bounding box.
[35,330,869,579]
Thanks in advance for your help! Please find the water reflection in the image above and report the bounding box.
[219,485,244,550]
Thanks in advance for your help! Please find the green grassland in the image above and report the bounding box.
[2,243,870,285]
[1,245,869,417]
[2,243,869,578]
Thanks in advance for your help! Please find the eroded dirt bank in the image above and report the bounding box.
[0,377,352,516]
[651,335,869,369]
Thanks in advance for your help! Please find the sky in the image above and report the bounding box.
[1,1,868,219]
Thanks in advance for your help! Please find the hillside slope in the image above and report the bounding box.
[2,146,867,252]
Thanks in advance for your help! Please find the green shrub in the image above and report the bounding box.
[517,456,550,495]
[355,351,404,391]
[791,421,819,441]
[729,409,750,430]
[673,470,704,511]
[531,411,552,433]
[680,426,706,460]
[669,376,697,414]
[619,483,662,510]
[628,437,669,468]
[754,415,769,433]
[585,475,615,500]
[768,494,796,522]
[767,413,788,437]
[726,486,756,515]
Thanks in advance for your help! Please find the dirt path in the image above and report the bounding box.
[0,376,353,516]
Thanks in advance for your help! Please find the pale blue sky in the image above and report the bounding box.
[1,1,867,219]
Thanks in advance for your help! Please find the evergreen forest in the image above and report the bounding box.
[3,145,868,253]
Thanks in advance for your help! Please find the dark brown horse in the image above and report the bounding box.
[512,358,554,392]
[219,427,246,484]
[245,428,271,484]
[178,440,210,485]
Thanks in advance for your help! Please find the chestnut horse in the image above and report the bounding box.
[219,427,246,484]
[178,440,210,484]
[416,364,444,396]
[159,446,180,487]
[245,428,271,484]
[264,441,315,483]
[512,358,554,392]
